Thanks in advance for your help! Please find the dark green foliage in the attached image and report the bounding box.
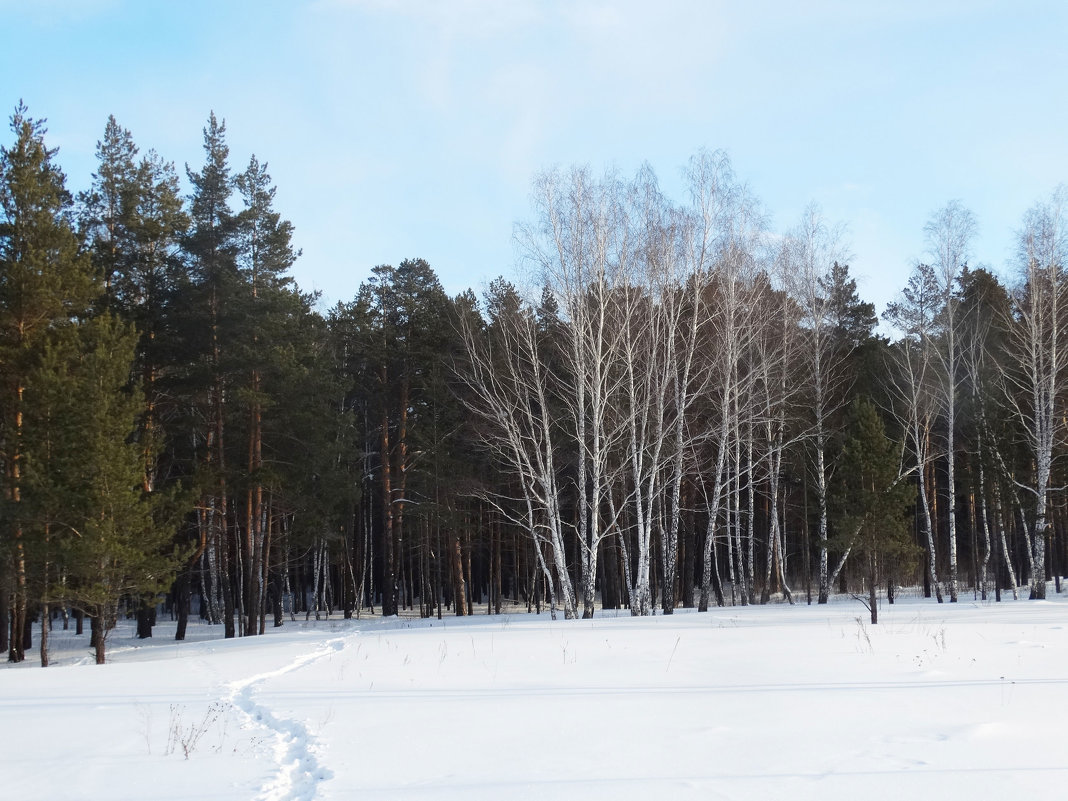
[0,104,98,661]
[25,316,184,659]
[830,398,917,621]
[822,261,877,348]
[1,105,181,663]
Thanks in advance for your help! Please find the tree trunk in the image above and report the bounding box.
[394,376,410,613]
[8,540,26,662]
[22,609,32,652]
[39,602,49,668]
[994,484,1019,599]
[815,411,831,605]
[220,517,236,638]
[920,432,943,602]
[681,487,695,608]
[8,383,27,664]
[699,423,729,611]
[978,454,992,601]
[463,525,474,615]
[493,516,503,615]
[136,604,155,639]
[91,615,105,664]
[451,534,466,616]
[379,395,396,616]
[868,554,878,625]
[0,574,8,655]
[946,337,959,603]
[175,570,191,641]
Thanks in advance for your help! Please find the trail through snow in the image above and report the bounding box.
[227,635,350,801]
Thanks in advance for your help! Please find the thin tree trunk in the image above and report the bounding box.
[220,508,235,638]
[0,571,9,655]
[868,554,878,625]
[39,602,49,668]
[920,428,943,602]
[815,400,831,604]
[451,533,466,616]
[379,386,396,616]
[700,419,730,611]
[946,331,959,603]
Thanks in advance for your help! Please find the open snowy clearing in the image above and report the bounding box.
[3,592,1067,801]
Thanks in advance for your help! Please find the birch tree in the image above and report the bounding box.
[614,166,698,615]
[615,215,667,615]
[1007,187,1068,599]
[782,205,850,603]
[924,200,976,602]
[459,280,577,619]
[697,177,764,610]
[518,167,632,618]
[885,264,944,601]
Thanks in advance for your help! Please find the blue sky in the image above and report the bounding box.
[2,0,1065,319]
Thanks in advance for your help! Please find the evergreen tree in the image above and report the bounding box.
[78,115,138,307]
[79,117,190,594]
[25,316,183,663]
[830,398,916,623]
[232,154,299,635]
[179,111,240,638]
[822,261,877,349]
[0,104,95,662]
[357,259,451,616]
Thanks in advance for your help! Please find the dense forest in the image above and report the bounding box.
[2,105,1065,665]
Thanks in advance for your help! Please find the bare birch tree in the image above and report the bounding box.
[697,176,764,610]
[885,264,944,601]
[657,151,729,613]
[459,282,578,619]
[1006,186,1068,600]
[518,167,634,618]
[782,205,850,603]
[614,167,675,615]
[924,200,976,602]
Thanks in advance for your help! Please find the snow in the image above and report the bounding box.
[3,593,1068,800]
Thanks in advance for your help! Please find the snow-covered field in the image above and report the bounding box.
[3,592,1067,800]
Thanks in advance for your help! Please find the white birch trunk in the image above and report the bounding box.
[993,483,1019,599]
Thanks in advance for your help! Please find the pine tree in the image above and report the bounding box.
[180,111,239,638]
[79,119,191,640]
[80,117,188,484]
[0,104,95,662]
[830,398,916,623]
[78,115,139,307]
[357,259,451,616]
[25,316,183,663]
[822,261,877,349]
[232,155,298,635]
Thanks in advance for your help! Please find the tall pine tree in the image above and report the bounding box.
[0,104,95,662]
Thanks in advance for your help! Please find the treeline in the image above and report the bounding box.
[466,159,1067,625]
[1,107,1064,665]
